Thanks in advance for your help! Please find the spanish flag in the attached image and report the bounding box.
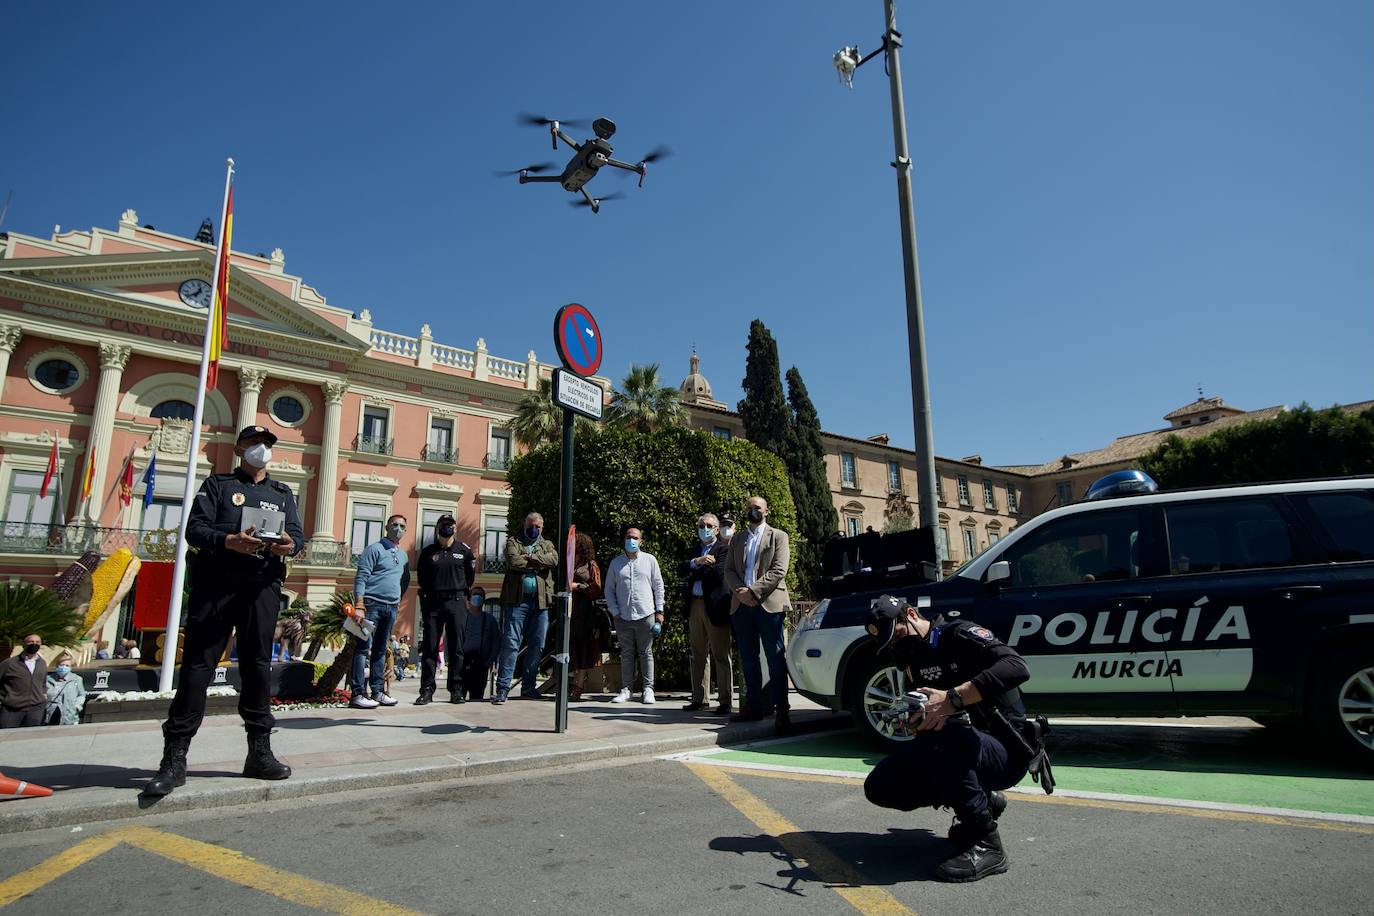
[79,450,96,504]
[206,183,234,390]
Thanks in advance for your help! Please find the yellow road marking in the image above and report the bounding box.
[687,762,916,916]
[0,826,425,915]
[701,762,1374,835]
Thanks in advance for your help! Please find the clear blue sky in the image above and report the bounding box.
[4,2,1369,465]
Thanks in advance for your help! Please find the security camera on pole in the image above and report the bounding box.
[550,303,605,733]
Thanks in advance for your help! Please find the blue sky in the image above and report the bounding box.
[3,1,1369,465]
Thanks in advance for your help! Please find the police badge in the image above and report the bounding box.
[231,492,245,506]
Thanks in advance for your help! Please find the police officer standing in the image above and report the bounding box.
[143,426,303,797]
[415,513,475,705]
[862,594,1032,882]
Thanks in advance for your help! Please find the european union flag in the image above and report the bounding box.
[142,455,157,508]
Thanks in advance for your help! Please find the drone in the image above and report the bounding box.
[495,114,670,214]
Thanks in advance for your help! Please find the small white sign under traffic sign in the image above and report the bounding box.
[553,368,604,420]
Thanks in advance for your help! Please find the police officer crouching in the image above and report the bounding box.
[143,426,303,798]
[415,514,475,705]
[862,594,1033,882]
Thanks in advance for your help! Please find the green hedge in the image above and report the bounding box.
[506,425,799,688]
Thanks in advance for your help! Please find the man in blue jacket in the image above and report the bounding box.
[351,514,411,709]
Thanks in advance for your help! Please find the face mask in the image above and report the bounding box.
[526,527,541,541]
[242,443,272,468]
[624,538,640,553]
[22,643,40,655]
[746,507,764,524]
[56,664,71,677]
[721,525,735,539]
[471,596,484,607]
[698,527,715,542]
[437,524,456,538]
[387,524,405,540]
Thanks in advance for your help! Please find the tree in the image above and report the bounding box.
[1141,404,1374,489]
[510,377,561,449]
[782,367,839,595]
[306,591,358,694]
[737,320,789,455]
[0,582,83,660]
[608,363,684,433]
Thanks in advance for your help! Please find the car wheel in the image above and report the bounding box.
[1311,652,1374,770]
[848,656,915,750]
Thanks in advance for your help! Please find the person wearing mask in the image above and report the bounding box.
[144,426,303,797]
[605,525,665,705]
[724,495,793,734]
[1,634,48,728]
[415,513,475,705]
[494,512,558,704]
[459,586,502,701]
[568,532,605,701]
[681,513,733,714]
[719,514,737,546]
[351,514,412,709]
[45,651,87,725]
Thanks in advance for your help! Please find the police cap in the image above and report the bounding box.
[236,425,278,447]
[866,594,910,650]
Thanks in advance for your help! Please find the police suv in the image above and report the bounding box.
[787,473,1374,767]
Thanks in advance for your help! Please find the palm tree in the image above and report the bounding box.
[510,377,562,449]
[608,363,684,433]
[307,591,358,695]
[0,582,84,660]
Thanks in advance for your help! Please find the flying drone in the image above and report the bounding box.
[495,114,670,214]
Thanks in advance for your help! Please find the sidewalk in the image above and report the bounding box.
[0,673,846,834]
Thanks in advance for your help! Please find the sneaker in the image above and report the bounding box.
[375,692,399,707]
[642,688,656,704]
[519,689,545,701]
[611,688,631,704]
[936,825,1009,883]
[350,692,379,709]
[492,689,509,705]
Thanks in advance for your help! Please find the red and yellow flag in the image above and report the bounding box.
[79,450,96,503]
[206,183,234,390]
[118,456,135,507]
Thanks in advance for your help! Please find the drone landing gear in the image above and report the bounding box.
[578,187,600,214]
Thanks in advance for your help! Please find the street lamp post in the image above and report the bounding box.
[835,0,940,542]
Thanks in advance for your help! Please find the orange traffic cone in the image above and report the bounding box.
[0,772,53,800]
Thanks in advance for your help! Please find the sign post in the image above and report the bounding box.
[551,304,603,734]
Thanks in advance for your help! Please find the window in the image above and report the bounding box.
[1004,508,1141,588]
[1181,419,1192,427]
[488,428,512,469]
[988,531,1000,545]
[482,514,508,571]
[936,526,950,561]
[141,498,183,533]
[1007,485,1019,514]
[34,359,81,393]
[936,476,944,502]
[712,427,732,441]
[428,418,455,463]
[846,516,861,537]
[349,502,386,557]
[1164,499,1294,574]
[983,479,996,510]
[841,452,857,487]
[962,527,978,559]
[1056,481,1074,506]
[151,399,195,420]
[3,470,58,536]
[419,507,447,550]
[360,407,391,455]
[271,395,305,425]
[957,476,970,505]
[1295,491,1374,562]
[888,461,902,493]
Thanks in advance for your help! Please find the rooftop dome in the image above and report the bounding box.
[679,352,713,403]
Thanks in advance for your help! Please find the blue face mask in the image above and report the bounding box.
[624,538,640,553]
[471,596,484,607]
[698,527,715,542]
[56,664,71,677]
[526,527,541,541]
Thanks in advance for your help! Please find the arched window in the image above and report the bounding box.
[151,399,196,420]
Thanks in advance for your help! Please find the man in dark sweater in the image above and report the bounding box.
[1,634,49,728]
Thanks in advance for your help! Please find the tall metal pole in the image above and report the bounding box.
[881,0,939,537]
[554,408,574,733]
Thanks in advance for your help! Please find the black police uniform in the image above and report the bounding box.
[163,466,304,741]
[864,617,1032,837]
[416,538,476,700]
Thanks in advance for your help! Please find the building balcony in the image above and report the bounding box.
[355,434,394,456]
[482,553,506,574]
[423,444,459,465]
[0,523,178,561]
[485,452,511,471]
[294,539,352,567]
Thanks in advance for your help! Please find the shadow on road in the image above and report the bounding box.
[710,826,947,889]
[271,716,550,736]
[1,764,239,792]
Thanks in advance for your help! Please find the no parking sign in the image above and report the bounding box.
[553,303,603,377]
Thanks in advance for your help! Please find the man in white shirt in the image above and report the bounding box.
[605,525,665,704]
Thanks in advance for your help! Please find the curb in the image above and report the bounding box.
[0,714,848,835]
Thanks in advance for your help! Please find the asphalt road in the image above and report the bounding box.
[1,750,1371,916]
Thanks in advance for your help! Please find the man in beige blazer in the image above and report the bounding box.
[724,494,793,733]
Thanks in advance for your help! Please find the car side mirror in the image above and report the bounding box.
[986,561,1011,588]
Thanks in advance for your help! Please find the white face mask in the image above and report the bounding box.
[242,444,272,468]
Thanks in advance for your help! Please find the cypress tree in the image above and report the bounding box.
[737,319,790,456]
[784,366,839,596]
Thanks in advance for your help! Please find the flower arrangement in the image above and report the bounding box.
[269,688,351,712]
[92,685,238,702]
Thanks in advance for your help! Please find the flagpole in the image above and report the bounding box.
[159,157,234,694]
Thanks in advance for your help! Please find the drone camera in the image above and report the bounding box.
[592,117,616,140]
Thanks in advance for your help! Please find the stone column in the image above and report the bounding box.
[313,380,347,539]
[84,342,132,522]
[0,325,22,401]
[236,367,268,432]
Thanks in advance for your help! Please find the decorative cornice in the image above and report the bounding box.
[0,431,85,454]
[343,471,399,494]
[413,480,464,498]
[476,487,511,505]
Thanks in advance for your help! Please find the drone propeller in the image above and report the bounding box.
[492,163,555,177]
[637,145,672,165]
[570,191,625,209]
[517,113,588,129]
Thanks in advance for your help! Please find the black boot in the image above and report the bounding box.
[449,690,465,704]
[142,737,191,797]
[774,706,794,736]
[936,814,1009,883]
[414,687,434,706]
[242,732,292,780]
[948,791,1007,844]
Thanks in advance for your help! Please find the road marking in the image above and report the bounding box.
[686,762,916,916]
[0,826,425,914]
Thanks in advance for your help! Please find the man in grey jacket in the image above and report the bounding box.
[605,525,665,705]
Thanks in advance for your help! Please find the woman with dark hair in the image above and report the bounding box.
[568,531,605,700]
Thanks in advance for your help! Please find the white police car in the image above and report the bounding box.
[786,473,1374,767]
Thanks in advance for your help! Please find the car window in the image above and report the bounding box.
[1164,498,1294,574]
[1294,491,1374,562]
[1004,509,1140,588]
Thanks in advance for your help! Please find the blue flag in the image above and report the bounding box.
[142,455,157,507]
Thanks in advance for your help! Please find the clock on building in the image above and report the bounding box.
[178,278,213,308]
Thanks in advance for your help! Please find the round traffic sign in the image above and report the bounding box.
[553,303,603,377]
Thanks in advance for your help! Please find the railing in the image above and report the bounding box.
[482,553,506,574]
[0,524,179,560]
[423,444,458,465]
[369,328,420,359]
[296,539,352,567]
[485,452,511,471]
[355,434,394,456]
[486,355,526,382]
[431,342,475,370]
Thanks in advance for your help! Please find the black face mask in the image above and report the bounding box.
[437,525,456,538]
[22,643,40,655]
[746,507,764,524]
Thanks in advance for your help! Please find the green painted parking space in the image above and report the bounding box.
[708,725,1374,818]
